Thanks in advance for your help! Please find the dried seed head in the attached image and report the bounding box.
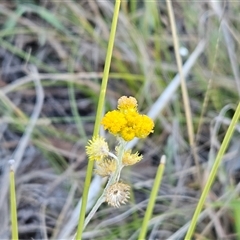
[105,182,131,208]
[122,150,143,166]
[118,96,138,112]
[95,158,117,177]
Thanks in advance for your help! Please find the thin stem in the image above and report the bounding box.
[93,0,121,136]
[106,174,115,190]
[83,193,106,230]
[115,140,126,182]
[138,155,166,240]
[107,151,118,161]
[116,166,124,182]
[9,160,18,240]
[107,142,126,187]
[75,1,121,238]
[185,102,240,239]
[166,0,200,182]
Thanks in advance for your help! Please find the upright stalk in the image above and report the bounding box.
[9,160,18,240]
[166,0,200,181]
[75,1,121,238]
[138,156,166,240]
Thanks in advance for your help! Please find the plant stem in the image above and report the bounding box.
[166,0,201,184]
[9,160,18,240]
[75,1,121,239]
[83,193,106,230]
[185,102,240,239]
[138,155,166,240]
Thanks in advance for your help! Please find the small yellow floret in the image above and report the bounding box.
[120,127,135,141]
[124,111,139,125]
[122,150,143,166]
[135,115,154,138]
[101,110,126,135]
[86,136,109,161]
[118,96,138,113]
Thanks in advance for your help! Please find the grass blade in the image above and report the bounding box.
[9,160,18,240]
[138,155,166,240]
[185,102,240,239]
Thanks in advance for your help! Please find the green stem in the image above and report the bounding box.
[138,155,166,240]
[92,1,121,135]
[115,139,126,182]
[9,161,18,240]
[185,102,240,239]
[83,193,106,230]
[75,1,121,239]
[106,141,125,189]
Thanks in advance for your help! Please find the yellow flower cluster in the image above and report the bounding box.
[102,96,154,141]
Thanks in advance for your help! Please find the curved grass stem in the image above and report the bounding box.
[83,193,105,230]
[185,102,240,239]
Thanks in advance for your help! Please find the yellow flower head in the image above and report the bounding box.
[86,136,109,161]
[105,182,131,208]
[95,158,116,177]
[101,96,154,141]
[122,150,143,166]
[118,96,138,113]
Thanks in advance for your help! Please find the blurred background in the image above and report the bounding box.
[0,1,240,239]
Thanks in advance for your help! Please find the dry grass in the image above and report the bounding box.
[0,1,240,239]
